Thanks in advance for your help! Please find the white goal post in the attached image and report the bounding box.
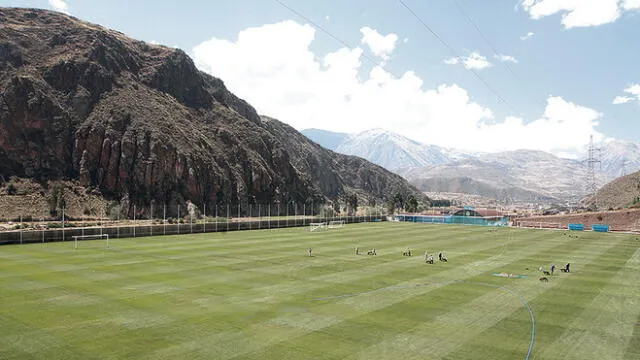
[309,222,328,231]
[328,220,345,229]
[73,234,110,249]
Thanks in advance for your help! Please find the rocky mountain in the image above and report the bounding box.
[303,126,638,204]
[584,170,640,210]
[263,119,423,204]
[404,150,603,203]
[0,7,427,216]
[412,176,558,204]
[596,139,640,179]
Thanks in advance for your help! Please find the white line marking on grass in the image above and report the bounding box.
[311,280,536,360]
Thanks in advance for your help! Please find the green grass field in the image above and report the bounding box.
[1,222,639,360]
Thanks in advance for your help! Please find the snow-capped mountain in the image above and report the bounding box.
[301,127,639,203]
[334,129,454,171]
[596,139,640,178]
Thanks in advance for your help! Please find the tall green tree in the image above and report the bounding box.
[405,195,419,213]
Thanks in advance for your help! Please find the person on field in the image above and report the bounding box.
[551,264,556,275]
[355,247,359,255]
[308,248,312,257]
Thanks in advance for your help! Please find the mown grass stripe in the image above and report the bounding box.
[538,245,640,360]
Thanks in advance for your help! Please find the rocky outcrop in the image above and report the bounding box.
[0,7,427,216]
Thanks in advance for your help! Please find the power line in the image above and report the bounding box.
[275,0,521,117]
[397,0,520,116]
[452,0,545,109]
[273,0,403,79]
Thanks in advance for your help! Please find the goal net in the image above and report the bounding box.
[328,220,345,229]
[73,234,110,249]
[309,222,327,232]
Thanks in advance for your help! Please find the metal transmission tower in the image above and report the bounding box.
[586,135,602,209]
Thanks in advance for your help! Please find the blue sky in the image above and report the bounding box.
[3,0,640,156]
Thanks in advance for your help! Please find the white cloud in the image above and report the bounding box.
[192,20,603,156]
[520,0,640,28]
[444,52,492,70]
[520,31,535,40]
[325,15,330,21]
[48,0,69,13]
[612,96,634,104]
[495,54,518,63]
[359,27,398,61]
[443,57,460,65]
[623,0,640,10]
[613,83,640,104]
[625,83,640,96]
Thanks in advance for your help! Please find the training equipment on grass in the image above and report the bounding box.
[492,273,528,279]
[328,220,345,229]
[517,221,563,229]
[73,234,109,249]
[591,224,609,232]
[568,223,585,231]
[309,222,328,231]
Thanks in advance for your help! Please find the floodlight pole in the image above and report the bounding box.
[62,208,65,242]
[163,204,166,236]
[133,205,136,238]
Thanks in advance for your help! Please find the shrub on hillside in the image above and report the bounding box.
[6,183,17,195]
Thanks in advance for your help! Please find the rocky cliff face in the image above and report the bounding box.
[0,8,426,216]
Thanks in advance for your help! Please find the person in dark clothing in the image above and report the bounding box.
[551,264,556,275]
[565,263,570,273]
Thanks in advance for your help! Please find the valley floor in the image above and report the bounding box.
[0,223,639,359]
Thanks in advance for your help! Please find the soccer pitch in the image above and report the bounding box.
[0,222,639,360]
